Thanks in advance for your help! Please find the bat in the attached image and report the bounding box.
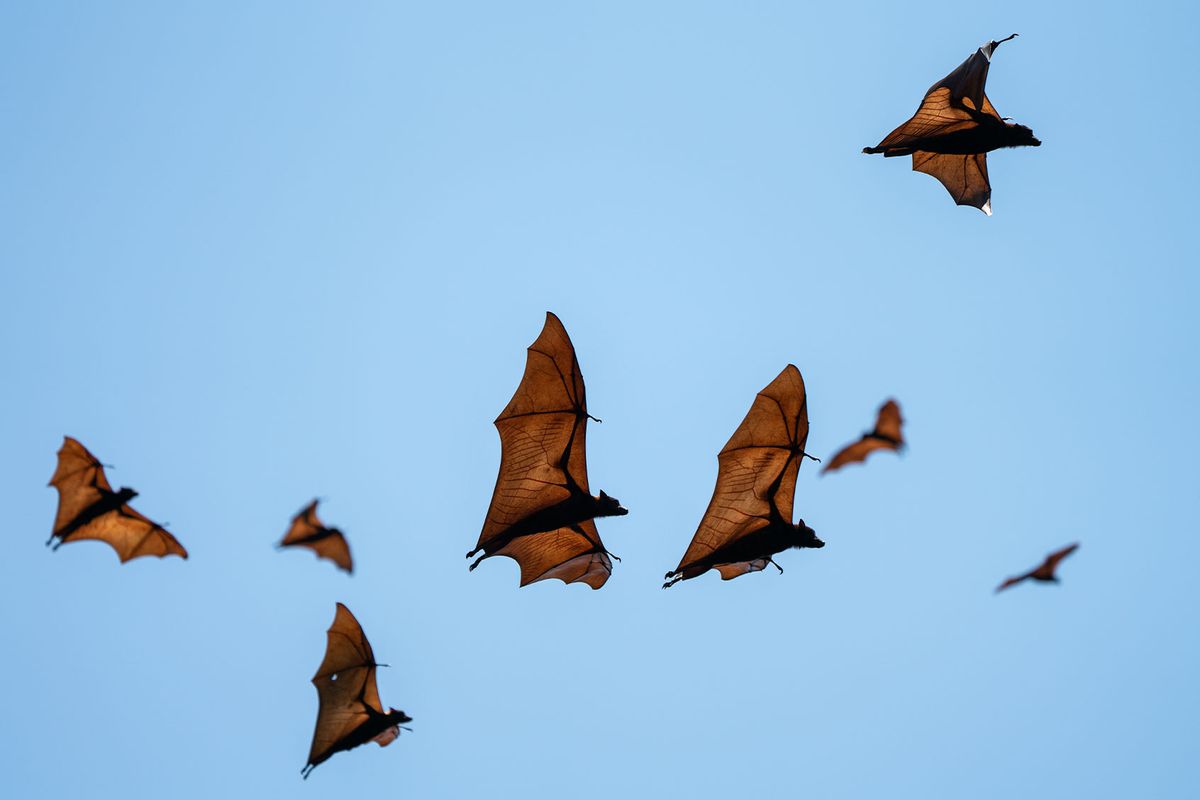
[863,34,1040,215]
[822,399,905,475]
[46,436,187,562]
[468,312,628,589]
[664,365,823,588]
[303,603,412,779]
[277,500,353,574]
[996,543,1079,593]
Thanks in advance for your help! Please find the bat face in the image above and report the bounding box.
[863,36,1039,214]
[597,491,628,517]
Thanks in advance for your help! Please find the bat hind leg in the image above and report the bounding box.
[662,571,682,589]
[301,764,314,780]
[468,553,489,572]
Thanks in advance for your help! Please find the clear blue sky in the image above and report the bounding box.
[2,2,1198,797]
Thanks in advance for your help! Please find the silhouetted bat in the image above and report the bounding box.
[47,436,187,562]
[277,500,353,574]
[863,34,1040,215]
[664,365,823,588]
[822,399,905,475]
[468,312,627,589]
[302,603,411,779]
[996,543,1079,593]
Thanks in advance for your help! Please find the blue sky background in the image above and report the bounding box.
[2,2,1198,797]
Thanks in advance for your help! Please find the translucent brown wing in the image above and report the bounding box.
[49,436,113,537]
[871,45,1003,153]
[821,438,894,474]
[913,151,992,214]
[48,436,187,562]
[715,559,770,581]
[874,400,904,443]
[308,604,384,768]
[493,523,612,589]
[672,365,809,575]
[279,500,353,574]
[66,507,187,562]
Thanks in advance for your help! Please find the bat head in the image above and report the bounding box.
[792,520,824,549]
[115,487,138,503]
[386,707,414,725]
[597,490,629,517]
[1003,122,1041,148]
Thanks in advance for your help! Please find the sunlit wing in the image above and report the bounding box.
[49,436,112,536]
[495,522,612,589]
[912,151,992,213]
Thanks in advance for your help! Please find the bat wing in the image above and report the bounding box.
[875,400,904,443]
[49,436,113,537]
[308,604,385,768]
[671,365,809,580]
[493,522,613,589]
[716,559,771,581]
[1039,542,1080,577]
[67,506,187,562]
[476,312,611,588]
[279,500,353,573]
[868,42,1004,153]
[822,437,892,474]
[912,151,992,214]
[995,572,1031,592]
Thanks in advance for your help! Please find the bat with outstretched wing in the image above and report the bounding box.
[863,34,1040,214]
[822,399,905,475]
[664,365,824,588]
[303,603,412,779]
[468,312,628,589]
[47,436,187,562]
[277,500,353,574]
[996,543,1079,593]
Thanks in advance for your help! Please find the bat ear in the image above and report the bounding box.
[599,490,610,500]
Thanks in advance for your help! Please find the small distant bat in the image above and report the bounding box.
[468,312,627,589]
[47,436,187,562]
[822,399,904,475]
[664,365,823,588]
[277,500,353,574]
[996,543,1079,593]
[302,603,411,779]
[863,34,1040,215]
